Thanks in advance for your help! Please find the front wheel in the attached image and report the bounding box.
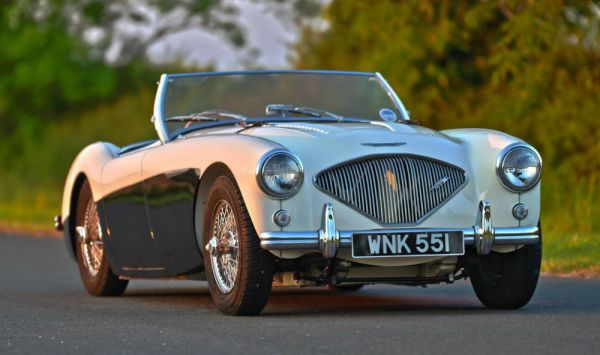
[203,174,275,315]
[466,239,541,309]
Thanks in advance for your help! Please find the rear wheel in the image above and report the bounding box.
[75,180,128,296]
[203,174,274,315]
[467,238,541,309]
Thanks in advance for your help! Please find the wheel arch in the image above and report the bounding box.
[63,173,88,260]
[194,162,235,253]
[60,142,119,260]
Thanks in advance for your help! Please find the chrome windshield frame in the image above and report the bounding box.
[152,70,411,143]
[153,74,170,143]
[166,69,375,79]
[375,72,411,121]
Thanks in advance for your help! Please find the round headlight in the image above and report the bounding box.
[258,150,303,198]
[497,144,542,192]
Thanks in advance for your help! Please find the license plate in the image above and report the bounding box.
[351,231,464,258]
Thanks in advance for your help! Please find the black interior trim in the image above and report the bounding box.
[118,140,157,155]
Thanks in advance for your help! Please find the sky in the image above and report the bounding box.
[145,1,299,70]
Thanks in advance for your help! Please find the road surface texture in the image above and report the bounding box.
[1,234,599,354]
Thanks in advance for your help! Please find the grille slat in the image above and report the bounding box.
[315,155,467,225]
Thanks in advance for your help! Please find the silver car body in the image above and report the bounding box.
[59,70,540,281]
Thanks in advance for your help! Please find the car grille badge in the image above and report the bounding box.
[429,176,450,191]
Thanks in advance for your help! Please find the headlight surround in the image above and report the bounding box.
[257,150,304,198]
[496,144,542,192]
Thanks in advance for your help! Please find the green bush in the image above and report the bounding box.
[296,0,600,235]
[0,90,155,225]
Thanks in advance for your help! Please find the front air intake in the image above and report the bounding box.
[314,155,467,226]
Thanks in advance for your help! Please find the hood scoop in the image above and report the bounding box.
[361,142,407,147]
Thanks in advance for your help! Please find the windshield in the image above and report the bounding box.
[160,71,405,137]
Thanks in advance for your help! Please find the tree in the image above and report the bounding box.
[0,1,153,133]
[0,0,320,156]
[296,0,600,232]
[0,0,323,130]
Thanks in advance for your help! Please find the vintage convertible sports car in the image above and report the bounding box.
[56,70,542,315]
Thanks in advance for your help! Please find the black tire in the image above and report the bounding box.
[466,239,541,309]
[203,174,274,316]
[75,180,128,296]
[329,284,364,292]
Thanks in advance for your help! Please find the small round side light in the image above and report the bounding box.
[512,203,529,220]
[273,210,291,227]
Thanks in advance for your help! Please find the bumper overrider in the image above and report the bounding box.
[259,200,540,258]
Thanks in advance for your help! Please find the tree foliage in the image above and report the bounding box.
[0,1,158,146]
[296,0,600,232]
[0,0,322,138]
[0,0,321,224]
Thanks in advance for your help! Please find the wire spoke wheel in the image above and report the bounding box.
[79,199,104,277]
[75,180,128,296]
[209,200,240,294]
[202,174,274,315]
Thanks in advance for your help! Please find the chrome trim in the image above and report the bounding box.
[318,204,340,259]
[361,142,406,147]
[76,226,86,242]
[261,226,540,250]
[463,226,540,245]
[313,154,468,227]
[259,232,320,249]
[259,201,540,257]
[473,201,494,255]
[153,74,170,143]
[375,72,410,120]
[54,214,63,231]
[256,149,304,199]
[496,143,543,193]
[167,70,375,79]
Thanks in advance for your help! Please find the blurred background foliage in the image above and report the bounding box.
[297,0,600,235]
[0,0,317,223]
[1,0,598,272]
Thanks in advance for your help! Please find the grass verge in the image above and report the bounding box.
[542,232,600,276]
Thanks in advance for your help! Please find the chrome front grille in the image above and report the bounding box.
[314,155,467,225]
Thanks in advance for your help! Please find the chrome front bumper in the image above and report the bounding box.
[259,201,540,258]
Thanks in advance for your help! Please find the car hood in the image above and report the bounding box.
[239,121,468,172]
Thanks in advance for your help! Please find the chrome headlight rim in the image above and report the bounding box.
[496,143,542,193]
[256,149,304,199]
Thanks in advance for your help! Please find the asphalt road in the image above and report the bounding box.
[1,234,599,354]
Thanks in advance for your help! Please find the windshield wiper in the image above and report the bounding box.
[265,104,343,121]
[166,109,247,123]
